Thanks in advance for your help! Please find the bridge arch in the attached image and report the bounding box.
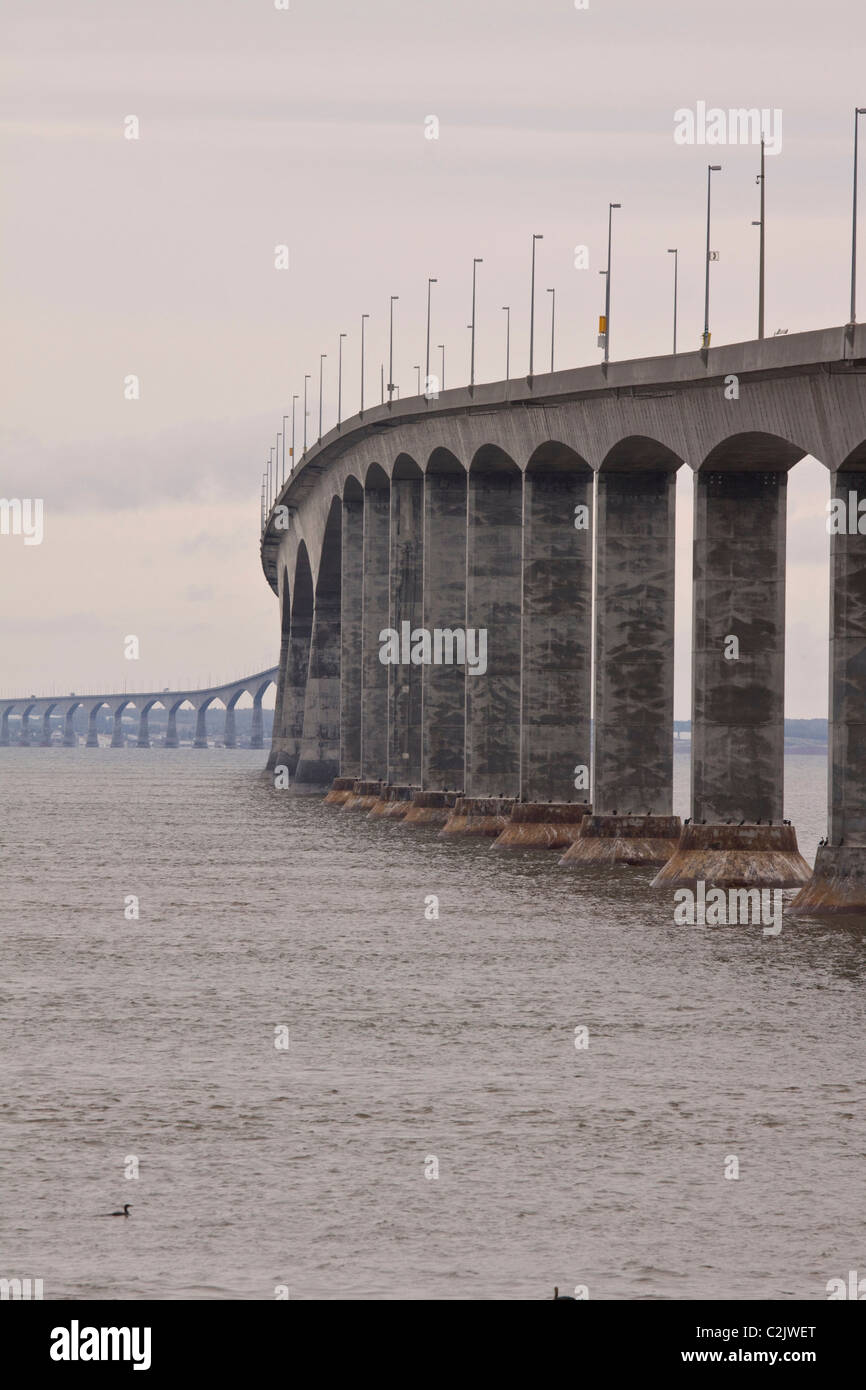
[296,495,342,784]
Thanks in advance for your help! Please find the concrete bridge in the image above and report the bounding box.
[262,323,866,912]
[0,668,277,749]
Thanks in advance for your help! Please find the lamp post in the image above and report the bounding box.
[337,332,346,426]
[547,288,555,371]
[703,165,721,348]
[469,258,482,388]
[276,432,281,495]
[751,138,766,339]
[529,233,543,376]
[291,394,298,472]
[318,354,326,442]
[425,277,437,394]
[851,108,866,323]
[438,343,445,390]
[502,305,510,379]
[388,296,398,403]
[281,413,288,483]
[360,313,369,414]
[269,447,274,507]
[303,374,310,452]
[667,248,678,354]
[603,202,621,363]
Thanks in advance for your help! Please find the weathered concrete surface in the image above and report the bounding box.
[561,814,682,866]
[828,468,866,847]
[388,468,424,785]
[790,845,866,914]
[465,463,522,797]
[367,784,417,819]
[521,460,592,802]
[652,823,810,888]
[339,490,363,779]
[493,800,591,849]
[295,503,342,788]
[441,796,515,837]
[341,778,382,811]
[421,464,466,789]
[692,470,787,823]
[402,789,460,826]
[360,481,390,779]
[323,776,356,805]
[593,468,677,816]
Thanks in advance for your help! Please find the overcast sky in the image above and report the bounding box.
[2,0,864,713]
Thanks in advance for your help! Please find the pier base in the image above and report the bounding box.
[340,779,382,811]
[368,785,418,819]
[651,823,810,889]
[493,801,591,850]
[441,796,515,837]
[402,791,461,827]
[323,776,356,806]
[789,845,866,915]
[561,814,682,866]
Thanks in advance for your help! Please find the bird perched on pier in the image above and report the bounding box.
[684,817,691,826]
[739,819,745,826]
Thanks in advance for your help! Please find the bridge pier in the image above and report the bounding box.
[295,501,342,787]
[655,468,809,889]
[63,707,78,746]
[0,708,11,745]
[339,484,364,781]
[40,710,54,746]
[250,696,264,749]
[792,466,866,912]
[421,459,466,791]
[580,463,680,865]
[360,474,390,780]
[192,706,207,748]
[224,704,236,748]
[164,706,179,748]
[111,707,125,747]
[387,462,424,785]
[85,707,100,748]
[137,708,151,748]
[464,455,522,797]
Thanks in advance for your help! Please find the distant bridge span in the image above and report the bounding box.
[0,667,278,748]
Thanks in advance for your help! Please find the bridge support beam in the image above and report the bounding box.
[63,708,78,746]
[137,709,151,748]
[250,696,264,749]
[193,706,207,748]
[793,467,866,911]
[589,467,678,863]
[339,489,364,781]
[464,463,522,797]
[656,468,809,889]
[360,480,390,779]
[224,705,236,748]
[165,707,179,748]
[85,708,100,748]
[0,708,11,745]
[40,711,53,746]
[110,708,125,747]
[421,464,466,791]
[295,557,342,788]
[387,467,424,785]
[520,461,592,803]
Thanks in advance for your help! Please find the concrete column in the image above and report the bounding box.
[421,467,466,790]
[692,469,786,822]
[250,696,264,749]
[360,483,390,779]
[793,468,866,911]
[85,707,100,748]
[465,464,522,797]
[340,492,364,779]
[521,466,592,802]
[224,704,237,748]
[0,707,11,745]
[137,709,151,748]
[593,469,676,815]
[294,590,341,786]
[281,583,313,777]
[388,470,424,785]
[110,708,125,747]
[193,706,207,748]
[40,710,54,746]
[63,707,78,746]
[267,572,296,771]
[165,707,179,748]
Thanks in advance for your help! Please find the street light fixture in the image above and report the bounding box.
[338,333,347,426]
[547,288,555,371]
[851,108,866,323]
[414,365,421,395]
[437,343,445,390]
[291,394,298,472]
[752,136,766,339]
[529,234,543,376]
[667,249,678,354]
[470,259,482,388]
[388,296,398,403]
[281,414,288,483]
[318,353,326,442]
[502,306,510,379]
[603,203,621,364]
[303,373,310,452]
[703,166,721,348]
[360,313,369,414]
[426,278,437,394]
